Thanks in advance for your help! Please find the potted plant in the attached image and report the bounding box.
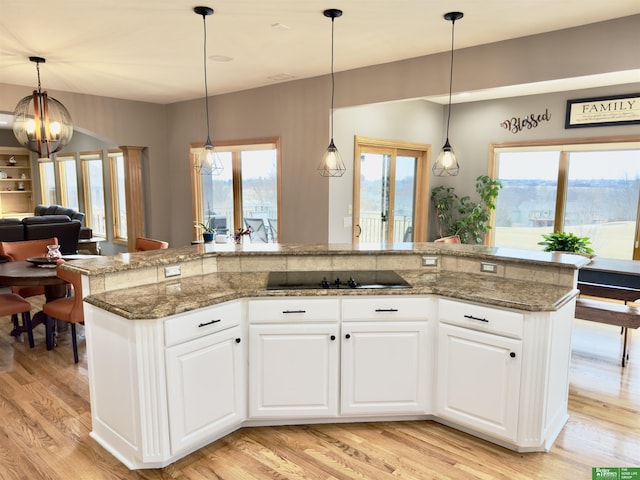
[431,175,503,244]
[537,231,594,256]
[195,222,216,242]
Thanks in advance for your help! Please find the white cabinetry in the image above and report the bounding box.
[165,301,245,454]
[437,299,523,442]
[341,297,432,415]
[248,298,340,418]
[437,323,521,440]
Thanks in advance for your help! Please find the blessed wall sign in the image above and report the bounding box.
[565,93,640,129]
[500,109,551,134]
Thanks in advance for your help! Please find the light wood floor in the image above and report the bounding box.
[1,297,638,480]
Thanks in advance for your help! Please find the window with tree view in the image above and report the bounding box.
[492,141,640,260]
[192,139,280,243]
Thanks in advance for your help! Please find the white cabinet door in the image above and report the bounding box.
[166,325,245,454]
[341,321,430,415]
[437,323,521,441]
[249,323,339,418]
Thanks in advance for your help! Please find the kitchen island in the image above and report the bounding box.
[65,242,588,469]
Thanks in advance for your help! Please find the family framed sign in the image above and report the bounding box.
[565,93,640,129]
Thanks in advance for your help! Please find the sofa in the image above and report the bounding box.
[0,214,82,256]
[34,204,92,239]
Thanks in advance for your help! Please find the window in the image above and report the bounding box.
[490,139,640,260]
[191,138,280,243]
[38,160,56,205]
[56,153,79,210]
[108,150,127,242]
[80,151,107,238]
[353,136,430,243]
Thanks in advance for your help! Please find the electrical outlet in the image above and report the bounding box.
[480,262,497,274]
[164,265,181,278]
[422,256,438,267]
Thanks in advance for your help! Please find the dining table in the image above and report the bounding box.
[0,257,89,350]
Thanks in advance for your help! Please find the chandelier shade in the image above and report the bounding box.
[193,6,223,176]
[318,8,346,178]
[432,12,463,177]
[13,57,73,159]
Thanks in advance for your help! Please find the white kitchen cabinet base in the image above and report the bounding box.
[84,294,575,469]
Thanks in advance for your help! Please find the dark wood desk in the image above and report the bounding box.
[0,260,67,349]
[577,257,640,366]
[578,257,640,291]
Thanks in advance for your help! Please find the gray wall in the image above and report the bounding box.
[1,15,638,248]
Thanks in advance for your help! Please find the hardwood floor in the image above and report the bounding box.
[1,297,638,480]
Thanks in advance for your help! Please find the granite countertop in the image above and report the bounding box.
[64,242,588,276]
[84,269,579,320]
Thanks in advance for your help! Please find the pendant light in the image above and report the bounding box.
[194,6,223,176]
[318,8,346,178]
[432,11,463,177]
[13,56,73,160]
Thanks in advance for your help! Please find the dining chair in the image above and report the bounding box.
[42,260,84,363]
[0,237,59,298]
[135,236,169,251]
[1,293,34,348]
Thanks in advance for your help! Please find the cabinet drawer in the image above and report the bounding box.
[438,298,523,339]
[342,296,430,321]
[165,301,242,347]
[248,298,339,323]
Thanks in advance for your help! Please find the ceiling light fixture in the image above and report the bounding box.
[194,6,223,176]
[318,8,346,178]
[432,11,463,177]
[13,56,73,160]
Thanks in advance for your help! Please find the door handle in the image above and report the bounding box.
[355,224,361,237]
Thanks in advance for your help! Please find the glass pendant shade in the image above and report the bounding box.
[197,136,224,175]
[318,139,346,177]
[13,57,73,160]
[432,138,459,176]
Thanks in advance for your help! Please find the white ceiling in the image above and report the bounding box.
[1,0,639,106]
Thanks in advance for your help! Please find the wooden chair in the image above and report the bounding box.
[42,260,84,363]
[1,293,34,348]
[135,237,169,251]
[0,237,59,298]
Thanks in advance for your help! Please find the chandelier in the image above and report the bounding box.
[13,56,73,159]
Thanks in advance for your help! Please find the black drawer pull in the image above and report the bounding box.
[464,314,489,323]
[198,319,222,328]
[375,308,398,312]
[235,338,242,344]
[282,310,306,314]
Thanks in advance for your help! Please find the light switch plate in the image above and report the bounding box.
[422,256,438,267]
[164,265,181,278]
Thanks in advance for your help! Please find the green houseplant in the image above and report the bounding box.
[431,175,503,244]
[194,222,216,242]
[538,231,594,255]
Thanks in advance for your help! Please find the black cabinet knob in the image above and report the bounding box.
[330,335,336,341]
[510,352,516,358]
[235,338,241,344]
[345,333,351,339]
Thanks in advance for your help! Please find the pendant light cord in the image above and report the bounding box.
[201,13,212,142]
[445,18,456,138]
[329,16,336,141]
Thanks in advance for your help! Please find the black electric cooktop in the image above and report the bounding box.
[266,270,411,290]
